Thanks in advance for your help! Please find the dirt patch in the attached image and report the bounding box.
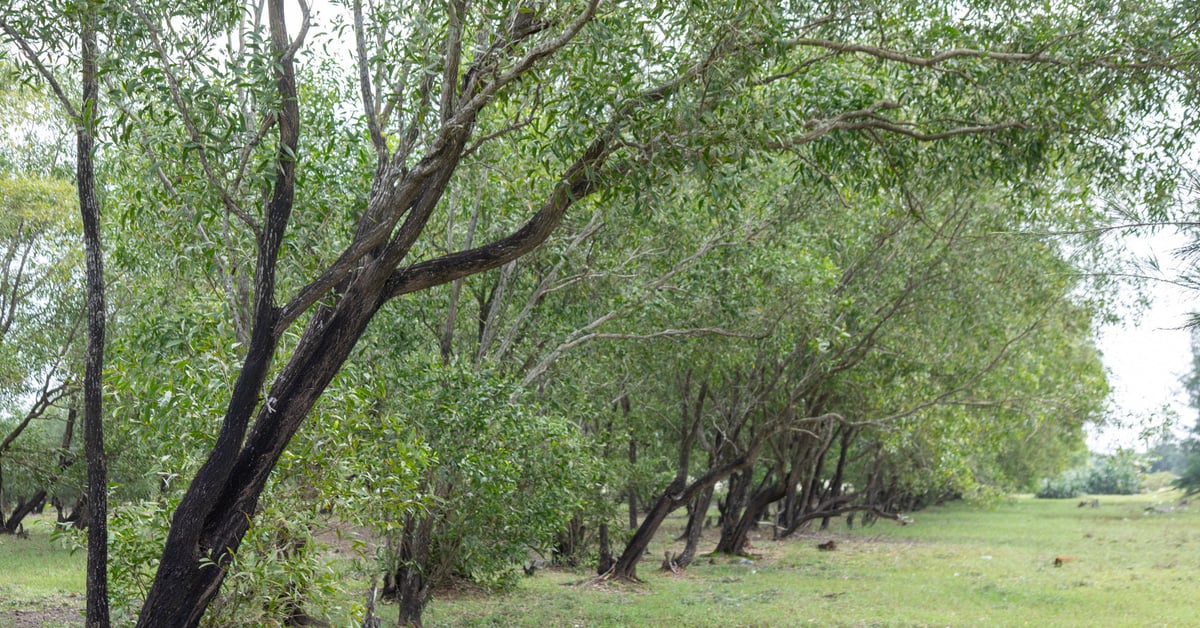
[1,603,85,627]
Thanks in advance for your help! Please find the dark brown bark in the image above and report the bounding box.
[596,522,613,575]
[77,5,109,625]
[612,374,707,580]
[821,428,853,530]
[53,494,87,528]
[714,468,752,553]
[133,5,621,624]
[554,514,585,567]
[611,450,756,580]
[392,513,435,628]
[2,490,46,533]
[715,482,785,555]
[672,486,713,568]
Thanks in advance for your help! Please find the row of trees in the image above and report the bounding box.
[1,1,1198,626]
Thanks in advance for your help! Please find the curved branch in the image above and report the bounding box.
[787,37,1070,68]
[383,135,613,299]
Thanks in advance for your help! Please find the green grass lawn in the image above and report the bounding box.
[0,513,85,627]
[2,491,1198,626]
[425,491,1200,627]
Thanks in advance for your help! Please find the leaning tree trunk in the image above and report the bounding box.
[715,483,785,555]
[611,451,756,580]
[2,490,47,534]
[611,479,684,580]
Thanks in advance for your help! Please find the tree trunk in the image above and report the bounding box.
[395,568,428,628]
[611,479,682,580]
[673,486,713,568]
[76,6,109,625]
[134,3,613,622]
[627,435,638,530]
[2,490,46,533]
[555,513,585,567]
[596,522,613,575]
[611,449,756,580]
[821,429,853,530]
[715,483,784,555]
[715,469,751,550]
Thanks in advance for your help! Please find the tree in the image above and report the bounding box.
[0,176,82,530]
[0,7,109,623]
[4,0,1199,623]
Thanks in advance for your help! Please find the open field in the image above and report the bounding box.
[426,491,1199,627]
[0,515,85,628]
[2,490,1198,626]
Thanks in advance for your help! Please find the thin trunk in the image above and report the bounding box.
[716,469,751,548]
[596,522,613,575]
[821,428,853,530]
[439,190,480,363]
[394,513,434,628]
[673,486,713,568]
[612,479,682,580]
[627,435,637,530]
[555,513,584,567]
[59,403,78,469]
[475,261,515,362]
[77,6,109,625]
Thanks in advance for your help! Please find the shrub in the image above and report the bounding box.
[1085,455,1142,495]
[1035,452,1143,498]
[1035,468,1087,498]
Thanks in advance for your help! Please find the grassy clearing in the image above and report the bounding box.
[0,513,85,627]
[2,491,1198,626]
[425,491,1199,627]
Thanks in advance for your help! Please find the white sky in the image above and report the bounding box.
[1090,229,1194,452]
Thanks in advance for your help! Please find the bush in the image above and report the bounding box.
[1035,452,1143,498]
[1085,455,1142,495]
[1035,468,1087,498]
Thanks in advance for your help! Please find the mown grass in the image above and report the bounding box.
[2,491,1198,626]
[0,513,85,627]
[425,491,1200,627]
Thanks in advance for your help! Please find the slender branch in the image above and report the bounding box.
[767,100,1024,149]
[353,0,387,160]
[493,208,605,362]
[0,21,79,120]
[280,0,310,63]
[786,37,1072,68]
[439,0,466,123]
[453,0,601,122]
[127,1,261,233]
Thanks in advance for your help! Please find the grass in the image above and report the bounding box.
[2,491,1198,626]
[424,491,1200,627]
[0,513,85,627]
